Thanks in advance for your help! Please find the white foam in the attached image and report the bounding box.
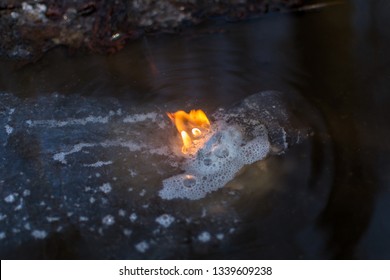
[23,189,31,197]
[135,241,149,253]
[0,232,6,240]
[84,161,113,167]
[79,216,89,222]
[149,147,170,156]
[281,128,288,149]
[139,189,146,196]
[123,229,132,237]
[53,143,95,164]
[123,112,157,123]
[159,122,270,200]
[198,231,211,242]
[46,216,60,222]
[31,230,47,239]
[5,125,13,135]
[99,183,112,194]
[26,113,115,128]
[129,169,137,177]
[129,213,137,222]
[155,214,175,228]
[216,233,224,240]
[52,136,170,165]
[102,215,115,226]
[4,193,17,203]
[11,196,20,208]
[53,141,142,164]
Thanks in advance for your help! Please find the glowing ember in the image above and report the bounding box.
[167,109,211,154]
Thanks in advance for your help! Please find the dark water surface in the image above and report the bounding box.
[1,0,390,259]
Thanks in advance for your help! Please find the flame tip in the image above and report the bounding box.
[167,109,211,154]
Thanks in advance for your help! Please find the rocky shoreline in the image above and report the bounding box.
[0,0,303,60]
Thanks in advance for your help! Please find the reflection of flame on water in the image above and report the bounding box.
[167,109,211,154]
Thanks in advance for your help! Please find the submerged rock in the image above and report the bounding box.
[0,90,308,259]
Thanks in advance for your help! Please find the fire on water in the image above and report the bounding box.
[167,109,211,154]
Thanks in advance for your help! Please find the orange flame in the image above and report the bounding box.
[167,109,211,154]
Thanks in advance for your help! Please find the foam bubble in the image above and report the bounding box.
[99,183,112,194]
[159,122,270,200]
[123,229,132,236]
[216,233,224,240]
[129,213,137,222]
[123,112,158,123]
[25,114,114,128]
[4,193,17,203]
[46,216,60,222]
[31,230,47,239]
[5,125,13,135]
[79,216,89,222]
[135,241,149,253]
[102,215,115,226]
[23,189,31,197]
[155,214,175,228]
[198,231,211,242]
[84,161,113,167]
